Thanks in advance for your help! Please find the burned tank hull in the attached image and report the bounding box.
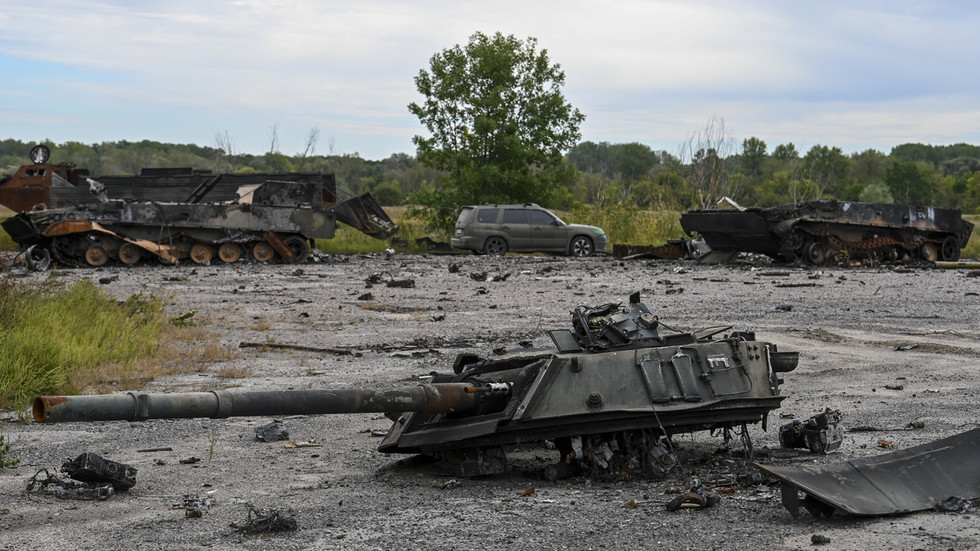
[34,293,796,480]
[2,178,397,267]
[680,201,974,264]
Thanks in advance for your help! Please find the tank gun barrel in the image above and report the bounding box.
[33,383,495,423]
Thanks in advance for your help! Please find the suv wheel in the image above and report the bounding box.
[570,236,593,257]
[484,236,508,256]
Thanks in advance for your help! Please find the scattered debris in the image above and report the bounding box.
[137,447,173,453]
[665,482,720,512]
[884,384,904,391]
[180,494,214,518]
[255,420,289,442]
[756,428,980,517]
[770,304,793,312]
[933,496,974,513]
[283,440,322,448]
[778,409,843,454]
[470,271,511,282]
[233,504,298,535]
[239,341,353,356]
[847,421,924,433]
[179,457,202,465]
[811,534,831,545]
[895,343,919,351]
[27,469,114,501]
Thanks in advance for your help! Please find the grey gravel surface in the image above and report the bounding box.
[2,253,979,550]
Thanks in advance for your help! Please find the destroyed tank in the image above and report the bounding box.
[1,176,398,267]
[680,200,974,264]
[34,293,798,480]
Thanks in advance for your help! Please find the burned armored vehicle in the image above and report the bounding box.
[34,293,797,480]
[2,176,397,267]
[680,200,974,264]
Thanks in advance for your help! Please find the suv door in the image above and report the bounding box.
[500,208,532,251]
[527,208,565,252]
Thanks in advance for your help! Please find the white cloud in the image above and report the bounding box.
[1,1,979,158]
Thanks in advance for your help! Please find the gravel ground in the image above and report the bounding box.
[1,253,979,550]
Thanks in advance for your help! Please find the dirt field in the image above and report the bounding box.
[2,253,979,550]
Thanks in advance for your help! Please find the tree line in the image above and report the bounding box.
[3,136,979,217]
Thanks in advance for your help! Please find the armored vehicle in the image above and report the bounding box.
[1,176,397,267]
[680,200,974,264]
[34,293,797,480]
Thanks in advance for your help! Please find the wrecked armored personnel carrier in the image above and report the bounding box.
[680,200,974,264]
[1,176,398,267]
[34,293,797,480]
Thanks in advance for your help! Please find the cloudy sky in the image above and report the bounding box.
[2,1,979,160]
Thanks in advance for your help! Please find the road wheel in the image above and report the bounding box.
[919,242,939,262]
[190,243,214,265]
[941,236,960,261]
[803,242,825,265]
[282,236,309,264]
[218,243,242,263]
[252,242,275,262]
[569,236,594,257]
[483,237,507,256]
[118,243,141,265]
[85,246,108,267]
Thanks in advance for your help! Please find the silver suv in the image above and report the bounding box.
[450,204,607,256]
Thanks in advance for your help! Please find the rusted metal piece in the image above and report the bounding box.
[756,428,980,517]
[33,293,796,481]
[680,201,974,264]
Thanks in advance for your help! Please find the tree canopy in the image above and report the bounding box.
[407,31,584,230]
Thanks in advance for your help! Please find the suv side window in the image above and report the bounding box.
[502,209,528,224]
[527,210,556,225]
[476,208,499,223]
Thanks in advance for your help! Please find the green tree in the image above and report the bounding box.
[858,182,894,203]
[408,31,585,231]
[772,143,799,161]
[739,137,767,183]
[801,145,851,198]
[886,161,935,204]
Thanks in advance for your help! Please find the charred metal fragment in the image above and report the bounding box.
[62,452,137,490]
[778,409,844,454]
[757,428,980,517]
[34,294,795,481]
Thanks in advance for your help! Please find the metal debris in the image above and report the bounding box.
[255,420,289,442]
[27,469,114,501]
[234,504,298,535]
[778,409,843,454]
[756,427,980,517]
[665,482,720,511]
[61,452,137,490]
[180,494,214,518]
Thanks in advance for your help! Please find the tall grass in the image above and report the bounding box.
[317,206,444,254]
[962,215,980,259]
[0,279,166,408]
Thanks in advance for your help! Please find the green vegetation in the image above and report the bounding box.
[0,427,18,467]
[963,215,980,259]
[0,280,166,408]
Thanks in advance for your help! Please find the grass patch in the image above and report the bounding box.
[962,215,980,259]
[0,279,235,410]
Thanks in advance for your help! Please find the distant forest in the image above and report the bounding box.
[2,137,979,213]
